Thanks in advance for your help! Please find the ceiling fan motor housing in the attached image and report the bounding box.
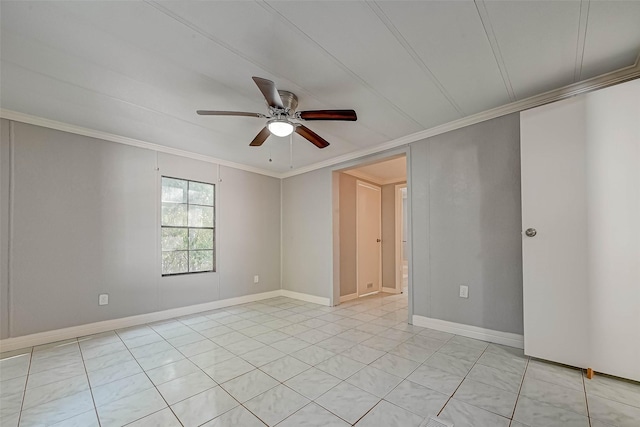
[277,90,298,114]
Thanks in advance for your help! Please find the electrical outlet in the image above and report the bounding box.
[459,285,469,299]
[99,294,109,305]
[254,275,259,284]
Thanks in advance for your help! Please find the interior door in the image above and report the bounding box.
[395,184,408,293]
[401,187,408,290]
[520,98,590,368]
[522,80,640,380]
[357,181,381,296]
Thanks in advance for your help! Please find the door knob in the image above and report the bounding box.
[376,239,381,242]
[525,228,537,237]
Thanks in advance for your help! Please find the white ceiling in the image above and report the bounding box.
[1,1,639,174]
[344,156,407,185]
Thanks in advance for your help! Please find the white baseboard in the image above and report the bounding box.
[412,315,524,349]
[339,293,358,303]
[359,291,379,297]
[0,290,295,353]
[280,289,331,306]
[382,286,401,294]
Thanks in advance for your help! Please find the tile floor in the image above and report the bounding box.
[1,293,639,427]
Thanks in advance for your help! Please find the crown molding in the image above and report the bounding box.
[343,169,406,186]
[343,169,381,185]
[281,54,640,178]
[0,109,281,179]
[2,53,638,181]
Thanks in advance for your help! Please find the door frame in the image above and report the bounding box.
[330,149,412,325]
[356,180,382,297]
[394,184,407,294]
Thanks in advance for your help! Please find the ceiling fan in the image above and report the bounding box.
[197,77,357,149]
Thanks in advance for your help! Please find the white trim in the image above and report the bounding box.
[0,289,332,352]
[359,291,379,298]
[339,293,358,303]
[381,177,406,186]
[331,171,342,307]
[0,109,280,179]
[2,59,638,182]
[382,286,401,294]
[412,315,524,349]
[356,180,381,192]
[280,290,331,306]
[280,59,640,178]
[0,290,283,353]
[343,169,406,186]
[343,170,382,185]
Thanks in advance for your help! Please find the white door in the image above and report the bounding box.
[521,80,640,379]
[357,181,381,296]
[521,98,590,368]
[402,187,408,291]
[395,184,408,293]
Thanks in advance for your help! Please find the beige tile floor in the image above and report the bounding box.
[1,293,639,426]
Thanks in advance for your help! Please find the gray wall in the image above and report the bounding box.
[1,120,280,337]
[411,113,523,334]
[2,112,522,338]
[217,165,281,300]
[282,115,522,334]
[281,167,333,298]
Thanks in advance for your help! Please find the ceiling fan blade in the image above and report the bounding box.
[197,110,266,118]
[295,125,330,149]
[252,77,284,109]
[250,127,271,147]
[298,109,357,121]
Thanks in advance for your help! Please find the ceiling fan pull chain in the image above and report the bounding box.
[290,134,293,169]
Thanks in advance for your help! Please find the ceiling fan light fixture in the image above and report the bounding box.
[197,77,355,148]
[267,119,294,137]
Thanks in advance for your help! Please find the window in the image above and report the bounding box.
[161,177,215,275]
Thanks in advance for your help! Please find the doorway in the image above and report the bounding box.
[333,154,409,313]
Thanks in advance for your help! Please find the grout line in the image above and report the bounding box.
[114,326,185,426]
[21,295,612,427]
[20,340,93,425]
[76,339,103,427]
[16,293,410,426]
[509,356,530,422]
[435,343,488,418]
[124,302,306,425]
[582,370,592,427]
[435,343,531,423]
[514,358,601,422]
[14,346,34,427]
